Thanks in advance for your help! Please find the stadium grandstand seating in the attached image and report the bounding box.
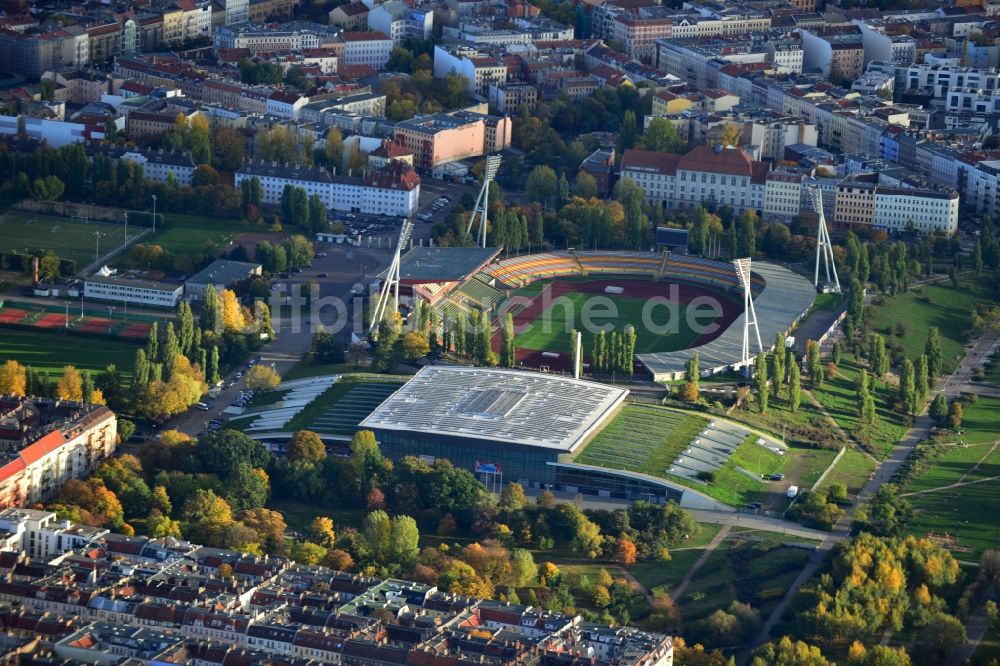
[576,252,662,276]
[480,252,764,295]
[662,255,765,296]
[482,253,581,288]
[453,276,505,311]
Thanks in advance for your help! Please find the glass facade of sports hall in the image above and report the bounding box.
[368,429,686,503]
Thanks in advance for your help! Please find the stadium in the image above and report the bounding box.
[396,248,815,381]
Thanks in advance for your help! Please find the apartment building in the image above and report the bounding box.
[763,170,805,219]
[872,186,959,234]
[329,1,369,29]
[161,0,212,47]
[488,82,538,114]
[0,26,89,79]
[340,31,393,69]
[213,23,320,51]
[368,0,433,45]
[394,112,486,170]
[90,146,200,186]
[0,398,116,510]
[235,160,421,216]
[0,511,675,666]
[800,27,865,82]
[225,0,250,25]
[433,44,508,95]
[608,13,673,63]
[202,79,269,114]
[834,172,877,226]
[620,144,769,214]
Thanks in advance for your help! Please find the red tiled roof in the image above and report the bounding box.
[18,430,64,466]
[678,144,754,176]
[341,31,390,42]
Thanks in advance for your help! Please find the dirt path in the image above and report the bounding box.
[671,524,732,599]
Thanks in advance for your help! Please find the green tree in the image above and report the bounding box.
[899,358,918,416]
[201,285,219,333]
[755,351,769,413]
[501,312,516,368]
[916,354,931,405]
[807,339,823,388]
[617,110,637,151]
[388,515,420,568]
[789,355,801,413]
[930,393,948,425]
[526,165,558,209]
[925,327,943,384]
[643,117,685,153]
[870,334,889,379]
[573,171,598,199]
[615,178,648,250]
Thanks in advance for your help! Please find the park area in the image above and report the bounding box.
[509,278,738,357]
[0,212,129,272]
[869,277,993,374]
[901,396,1000,560]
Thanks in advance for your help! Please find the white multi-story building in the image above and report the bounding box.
[84,275,184,307]
[267,90,309,120]
[901,63,1000,97]
[117,148,198,186]
[224,0,249,25]
[763,171,805,220]
[764,38,804,73]
[340,31,393,69]
[872,187,959,234]
[212,24,323,52]
[620,145,769,214]
[368,0,432,45]
[235,160,421,216]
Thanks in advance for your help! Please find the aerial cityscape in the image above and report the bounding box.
[0,0,995,662]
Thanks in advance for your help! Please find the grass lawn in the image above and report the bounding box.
[285,374,406,433]
[782,445,839,490]
[903,441,1000,560]
[150,214,248,256]
[511,288,718,356]
[629,550,704,594]
[812,292,844,312]
[869,278,993,374]
[0,327,138,379]
[268,499,364,534]
[809,359,908,459]
[954,396,1000,445]
[816,448,877,495]
[0,212,128,271]
[573,405,707,477]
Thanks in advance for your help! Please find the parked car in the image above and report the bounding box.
[770,473,785,481]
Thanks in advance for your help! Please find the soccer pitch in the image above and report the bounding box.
[0,213,129,272]
[513,291,707,355]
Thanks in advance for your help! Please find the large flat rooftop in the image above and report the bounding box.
[359,366,628,452]
[397,246,501,284]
